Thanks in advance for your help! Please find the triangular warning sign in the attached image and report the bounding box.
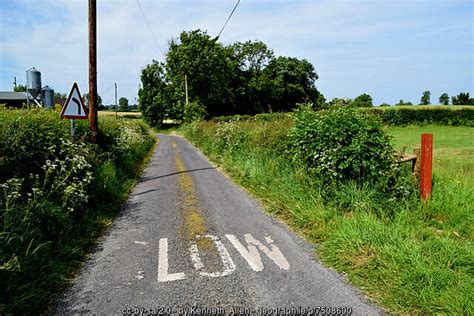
[60,82,88,119]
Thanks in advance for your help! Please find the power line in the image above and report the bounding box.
[136,0,162,52]
[217,0,241,39]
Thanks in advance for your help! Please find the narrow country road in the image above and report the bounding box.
[54,134,380,315]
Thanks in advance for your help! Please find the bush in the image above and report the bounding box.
[184,100,207,123]
[366,107,474,126]
[288,105,399,190]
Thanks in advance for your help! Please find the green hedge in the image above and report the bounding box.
[211,112,291,123]
[365,107,474,126]
[0,106,155,313]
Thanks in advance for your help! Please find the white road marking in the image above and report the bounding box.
[157,238,186,282]
[134,241,148,246]
[226,233,290,271]
[158,234,288,283]
[226,234,263,271]
[189,235,236,278]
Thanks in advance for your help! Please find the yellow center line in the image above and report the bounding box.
[171,139,213,250]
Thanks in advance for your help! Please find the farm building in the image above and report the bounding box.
[0,91,28,108]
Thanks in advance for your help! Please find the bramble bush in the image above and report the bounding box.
[288,104,411,196]
[0,106,155,313]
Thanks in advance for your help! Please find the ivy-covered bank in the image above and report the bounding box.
[0,106,156,313]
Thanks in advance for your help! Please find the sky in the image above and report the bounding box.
[0,0,473,106]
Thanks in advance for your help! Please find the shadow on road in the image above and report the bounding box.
[139,166,216,183]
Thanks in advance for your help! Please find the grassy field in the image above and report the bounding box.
[180,120,473,314]
[389,125,474,162]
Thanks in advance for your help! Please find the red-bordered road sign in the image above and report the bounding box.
[60,82,89,120]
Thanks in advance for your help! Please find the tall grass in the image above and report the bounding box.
[0,106,156,313]
[180,118,473,314]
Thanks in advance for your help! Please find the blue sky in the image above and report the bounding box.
[1,0,472,106]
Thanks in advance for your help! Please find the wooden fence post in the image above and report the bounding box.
[420,134,433,200]
[412,147,420,182]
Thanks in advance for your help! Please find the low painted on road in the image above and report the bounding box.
[158,233,290,282]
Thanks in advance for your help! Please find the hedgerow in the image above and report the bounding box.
[366,106,474,126]
[0,106,155,313]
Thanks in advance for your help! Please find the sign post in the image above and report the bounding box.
[60,83,89,139]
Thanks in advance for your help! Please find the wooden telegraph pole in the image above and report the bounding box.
[88,0,98,141]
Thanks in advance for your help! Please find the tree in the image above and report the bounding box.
[452,92,470,105]
[229,40,275,114]
[166,29,237,116]
[328,98,352,107]
[14,84,27,92]
[82,93,103,109]
[138,29,324,118]
[263,56,319,111]
[230,40,274,74]
[439,93,449,105]
[420,90,431,105]
[379,103,391,107]
[352,93,373,107]
[314,90,327,109]
[138,60,170,126]
[54,92,67,105]
[118,97,129,111]
[396,99,413,106]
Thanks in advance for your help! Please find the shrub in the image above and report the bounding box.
[288,105,398,190]
[184,100,207,123]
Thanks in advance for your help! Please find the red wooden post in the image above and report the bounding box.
[420,134,433,200]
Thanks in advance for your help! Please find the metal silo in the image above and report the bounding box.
[42,86,55,109]
[26,67,42,100]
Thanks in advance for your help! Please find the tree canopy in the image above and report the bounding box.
[119,97,129,111]
[439,93,449,105]
[82,93,103,109]
[14,84,27,92]
[138,60,169,126]
[352,93,373,107]
[452,92,474,105]
[420,91,431,105]
[138,29,323,126]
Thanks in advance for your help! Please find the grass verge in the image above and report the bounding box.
[179,119,473,314]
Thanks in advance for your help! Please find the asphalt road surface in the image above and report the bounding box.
[55,134,380,315]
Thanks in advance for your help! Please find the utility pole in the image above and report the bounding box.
[13,77,17,90]
[184,74,189,105]
[88,0,98,141]
[115,82,118,118]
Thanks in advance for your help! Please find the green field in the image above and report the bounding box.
[389,125,473,187]
[181,119,474,314]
